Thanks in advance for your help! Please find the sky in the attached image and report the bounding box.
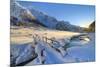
[17,0,95,27]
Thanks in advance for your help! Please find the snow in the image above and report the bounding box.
[10,26,95,66]
[15,44,35,65]
[67,33,95,62]
[10,43,37,65]
[26,33,95,65]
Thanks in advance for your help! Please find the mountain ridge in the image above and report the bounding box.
[11,0,84,32]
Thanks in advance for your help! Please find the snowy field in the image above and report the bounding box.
[10,27,95,66]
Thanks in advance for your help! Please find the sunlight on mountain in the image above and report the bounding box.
[80,22,91,28]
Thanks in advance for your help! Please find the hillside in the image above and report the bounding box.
[84,21,95,32]
[89,21,95,32]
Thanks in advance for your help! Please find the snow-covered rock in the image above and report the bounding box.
[34,41,46,64]
[10,43,37,66]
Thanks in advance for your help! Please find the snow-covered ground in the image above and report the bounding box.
[10,27,95,66]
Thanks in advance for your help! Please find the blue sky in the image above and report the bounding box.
[17,0,95,27]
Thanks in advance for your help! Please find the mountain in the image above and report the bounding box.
[56,21,84,32]
[11,0,84,32]
[10,0,35,21]
[89,21,95,32]
[10,0,47,28]
[83,21,95,32]
[28,8,58,28]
